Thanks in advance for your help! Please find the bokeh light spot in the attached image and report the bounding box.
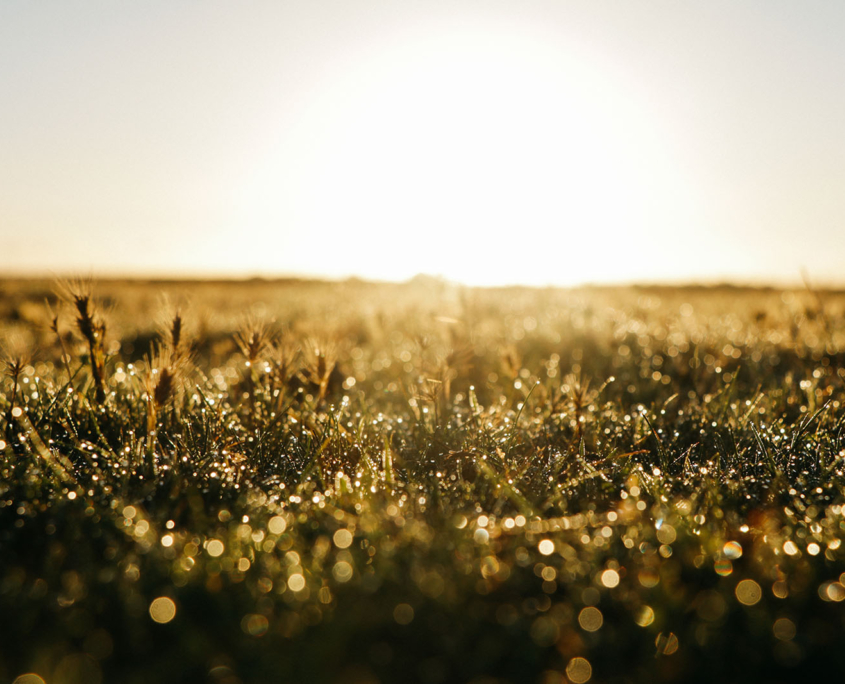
[332,560,354,583]
[206,539,224,557]
[288,573,306,592]
[638,568,660,587]
[714,559,733,577]
[241,613,269,636]
[268,515,287,535]
[735,579,762,606]
[655,632,679,655]
[538,539,555,556]
[820,581,845,602]
[13,675,46,684]
[656,524,676,545]
[634,605,655,627]
[578,606,603,632]
[773,617,796,641]
[600,569,620,588]
[723,541,742,559]
[333,529,353,549]
[149,597,177,624]
[394,603,414,625]
[565,657,592,683]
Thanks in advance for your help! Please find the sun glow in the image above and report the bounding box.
[238,21,696,285]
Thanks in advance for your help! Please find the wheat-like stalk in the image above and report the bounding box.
[59,279,107,403]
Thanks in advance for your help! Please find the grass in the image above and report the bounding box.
[3,278,845,683]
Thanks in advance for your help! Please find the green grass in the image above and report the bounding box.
[3,279,845,683]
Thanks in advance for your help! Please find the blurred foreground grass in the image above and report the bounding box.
[3,278,845,683]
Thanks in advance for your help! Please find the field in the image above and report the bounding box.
[3,277,845,684]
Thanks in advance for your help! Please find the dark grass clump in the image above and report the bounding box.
[3,280,845,683]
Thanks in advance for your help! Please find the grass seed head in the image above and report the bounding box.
[58,278,107,402]
[235,317,273,364]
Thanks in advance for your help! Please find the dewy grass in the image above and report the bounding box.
[2,279,845,682]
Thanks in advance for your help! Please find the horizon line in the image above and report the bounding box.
[1,270,842,292]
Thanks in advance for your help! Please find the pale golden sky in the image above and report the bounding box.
[2,1,845,286]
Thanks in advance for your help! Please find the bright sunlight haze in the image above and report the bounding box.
[2,1,844,286]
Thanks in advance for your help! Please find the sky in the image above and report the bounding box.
[2,1,844,286]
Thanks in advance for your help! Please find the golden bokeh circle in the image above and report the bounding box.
[735,579,762,606]
[538,539,555,556]
[333,529,353,549]
[149,596,177,624]
[600,569,620,588]
[206,539,225,557]
[565,657,592,683]
[578,606,603,632]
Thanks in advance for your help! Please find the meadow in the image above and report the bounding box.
[3,277,845,684]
